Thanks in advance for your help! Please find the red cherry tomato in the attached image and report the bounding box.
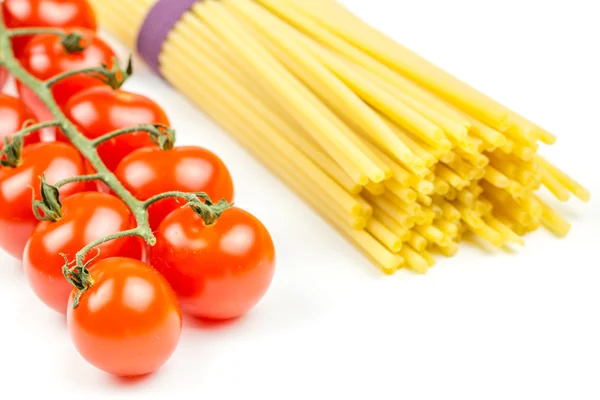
[17,29,116,121]
[67,257,182,376]
[0,142,93,260]
[150,206,275,320]
[2,0,97,57]
[63,86,169,171]
[115,146,234,231]
[23,192,144,314]
[0,93,43,151]
[0,67,7,90]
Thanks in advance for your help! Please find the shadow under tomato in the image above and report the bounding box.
[183,314,245,331]
[108,372,154,386]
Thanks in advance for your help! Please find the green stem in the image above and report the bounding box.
[77,229,148,265]
[92,124,176,149]
[0,121,62,168]
[0,13,156,250]
[55,173,104,188]
[144,191,233,226]
[46,56,132,89]
[0,121,61,167]
[8,29,86,53]
[45,66,110,87]
[0,14,231,307]
[18,120,63,136]
[8,28,67,37]
[143,191,199,208]
[65,228,147,307]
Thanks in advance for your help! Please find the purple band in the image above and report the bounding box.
[136,0,199,75]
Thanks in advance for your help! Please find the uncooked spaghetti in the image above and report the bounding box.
[89,0,590,274]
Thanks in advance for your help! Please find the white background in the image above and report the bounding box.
[1,0,599,399]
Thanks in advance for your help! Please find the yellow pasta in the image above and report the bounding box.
[457,189,475,207]
[435,220,460,238]
[536,196,572,237]
[433,240,460,258]
[364,193,412,227]
[415,225,445,244]
[367,219,403,253]
[537,156,590,202]
[417,193,433,207]
[486,216,525,246]
[471,225,505,247]
[421,251,437,268]
[373,208,408,237]
[434,178,451,195]
[407,232,428,253]
[484,166,511,189]
[365,181,386,196]
[384,180,418,204]
[540,168,570,202]
[90,0,589,275]
[399,246,428,274]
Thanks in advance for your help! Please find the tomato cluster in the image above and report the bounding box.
[0,0,275,378]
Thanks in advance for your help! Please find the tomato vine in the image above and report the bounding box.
[0,12,232,307]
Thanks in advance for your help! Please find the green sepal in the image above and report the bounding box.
[149,124,176,150]
[61,32,86,53]
[32,175,63,222]
[190,193,234,226]
[0,135,24,168]
[100,56,133,89]
[61,250,98,309]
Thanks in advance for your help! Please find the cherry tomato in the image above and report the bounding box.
[2,0,97,57]
[67,257,181,376]
[17,29,116,121]
[0,142,93,260]
[0,67,7,90]
[0,93,42,151]
[23,192,144,314]
[63,86,169,171]
[115,146,234,231]
[150,206,275,320]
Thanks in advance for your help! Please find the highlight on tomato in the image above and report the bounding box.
[63,86,170,171]
[0,142,94,260]
[67,257,182,377]
[150,206,276,320]
[115,146,235,230]
[0,93,43,151]
[17,29,116,120]
[23,192,144,314]
[2,0,97,57]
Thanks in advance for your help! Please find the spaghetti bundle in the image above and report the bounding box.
[89,0,590,274]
